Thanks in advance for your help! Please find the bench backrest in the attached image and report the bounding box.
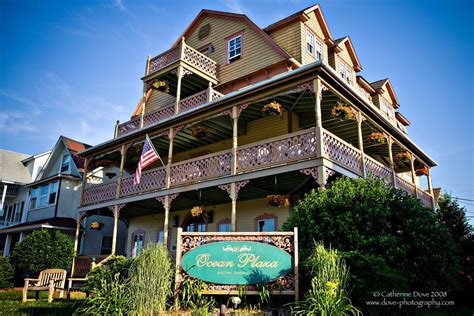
[37,269,67,288]
[72,255,108,278]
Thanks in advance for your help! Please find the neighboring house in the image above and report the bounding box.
[0,136,126,257]
[77,4,437,258]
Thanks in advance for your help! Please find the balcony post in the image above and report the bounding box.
[163,195,170,248]
[231,183,237,232]
[388,136,397,188]
[114,120,119,138]
[111,206,119,256]
[207,82,213,102]
[166,128,175,188]
[79,158,89,207]
[116,144,127,199]
[140,92,146,128]
[175,66,183,114]
[427,168,436,210]
[231,105,239,232]
[410,153,418,197]
[356,111,366,177]
[71,213,85,276]
[145,55,151,76]
[313,77,327,188]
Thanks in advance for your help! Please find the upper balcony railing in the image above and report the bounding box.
[83,127,433,209]
[147,39,218,81]
[116,88,224,137]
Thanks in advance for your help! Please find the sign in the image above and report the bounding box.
[181,241,292,285]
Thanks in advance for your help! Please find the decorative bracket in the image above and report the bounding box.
[108,203,127,216]
[299,167,318,181]
[218,180,250,199]
[155,193,180,207]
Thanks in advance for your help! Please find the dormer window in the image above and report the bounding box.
[315,39,323,61]
[339,61,353,85]
[228,35,241,63]
[306,30,314,55]
[61,154,70,173]
[339,61,346,79]
[381,100,395,119]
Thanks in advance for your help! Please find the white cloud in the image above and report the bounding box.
[113,0,127,12]
[222,0,244,13]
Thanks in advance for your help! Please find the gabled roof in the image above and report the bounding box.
[395,112,411,126]
[356,76,375,93]
[171,9,291,60]
[0,149,32,184]
[264,4,334,45]
[331,36,362,72]
[370,78,400,108]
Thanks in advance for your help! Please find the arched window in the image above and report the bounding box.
[182,215,207,232]
[216,218,231,232]
[131,229,145,257]
[254,213,277,232]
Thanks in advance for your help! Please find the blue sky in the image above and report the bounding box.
[1,0,473,215]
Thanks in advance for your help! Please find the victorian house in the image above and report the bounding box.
[0,136,126,257]
[77,4,436,258]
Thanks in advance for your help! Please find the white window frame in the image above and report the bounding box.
[132,233,144,257]
[61,154,70,173]
[315,38,323,61]
[306,30,315,55]
[30,181,59,209]
[339,61,346,79]
[257,218,276,232]
[227,35,241,62]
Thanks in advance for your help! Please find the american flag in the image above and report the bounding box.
[134,136,160,185]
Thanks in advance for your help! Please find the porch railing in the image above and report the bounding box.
[323,130,362,175]
[147,41,218,80]
[364,154,393,184]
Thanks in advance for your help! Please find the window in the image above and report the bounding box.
[339,61,346,79]
[13,202,24,223]
[217,219,232,232]
[132,232,144,257]
[101,235,113,255]
[339,61,353,85]
[30,181,59,209]
[156,228,171,249]
[183,215,206,232]
[381,101,394,119]
[255,214,277,232]
[315,39,323,61]
[61,155,70,173]
[306,30,314,55]
[228,35,241,62]
[346,67,353,85]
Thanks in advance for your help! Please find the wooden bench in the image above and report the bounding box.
[67,255,108,299]
[22,269,67,303]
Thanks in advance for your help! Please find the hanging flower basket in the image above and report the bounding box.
[191,205,205,217]
[395,152,411,163]
[368,132,386,144]
[191,127,209,138]
[415,167,429,176]
[261,101,283,116]
[151,80,170,93]
[89,221,104,230]
[331,101,354,121]
[266,195,289,207]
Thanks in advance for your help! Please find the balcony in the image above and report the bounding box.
[116,88,223,137]
[82,127,433,208]
[146,39,218,83]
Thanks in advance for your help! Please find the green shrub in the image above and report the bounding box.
[292,242,360,315]
[0,256,14,288]
[128,243,173,314]
[77,273,130,315]
[82,256,133,293]
[10,230,74,276]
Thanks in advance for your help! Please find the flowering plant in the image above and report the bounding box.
[331,101,354,120]
[89,221,104,230]
[368,132,386,144]
[395,152,411,163]
[151,80,170,93]
[190,206,204,217]
[415,167,429,176]
[266,195,289,207]
[261,101,283,115]
[191,127,209,138]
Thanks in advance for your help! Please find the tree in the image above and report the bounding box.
[283,177,459,295]
[10,230,74,276]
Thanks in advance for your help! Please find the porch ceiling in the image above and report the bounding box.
[148,72,210,99]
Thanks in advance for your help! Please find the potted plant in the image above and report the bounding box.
[368,132,386,144]
[151,80,170,93]
[191,205,204,217]
[261,101,283,116]
[191,127,209,138]
[266,195,289,207]
[395,152,411,163]
[89,221,104,230]
[331,101,354,121]
[415,167,429,176]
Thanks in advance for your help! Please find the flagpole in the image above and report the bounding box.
[146,134,166,167]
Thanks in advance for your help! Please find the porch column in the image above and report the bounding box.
[140,92,146,128]
[175,38,184,114]
[206,82,213,102]
[356,111,366,177]
[163,195,170,248]
[387,136,397,188]
[71,213,85,276]
[410,153,418,197]
[166,128,174,188]
[79,158,89,207]
[116,145,127,199]
[19,232,25,242]
[114,120,119,138]
[3,234,11,257]
[313,77,327,188]
[231,105,239,231]
[230,183,237,232]
[111,206,120,256]
[427,168,436,210]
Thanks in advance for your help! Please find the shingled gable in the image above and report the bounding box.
[370,78,400,108]
[264,4,334,45]
[171,9,292,60]
[331,36,362,72]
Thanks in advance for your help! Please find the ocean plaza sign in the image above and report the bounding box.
[181,241,292,284]
[175,228,299,300]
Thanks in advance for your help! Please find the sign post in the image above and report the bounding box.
[174,228,299,307]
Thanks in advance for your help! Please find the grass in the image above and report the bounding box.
[0,288,84,315]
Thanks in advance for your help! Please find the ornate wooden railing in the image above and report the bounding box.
[364,155,393,184]
[148,41,218,80]
[116,88,223,137]
[170,150,232,186]
[323,130,362,175]
[237,128,316,172]
[83,127,432,208]
[82,181,117,205]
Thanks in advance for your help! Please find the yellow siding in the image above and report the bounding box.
[301,14,329,65]
[125,198,291,256]
[268,22,302,62]
[145,90,176,115]
[185,16,286,85]
[338,46,355,69]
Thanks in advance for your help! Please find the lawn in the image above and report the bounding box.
[0,289,84,315]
